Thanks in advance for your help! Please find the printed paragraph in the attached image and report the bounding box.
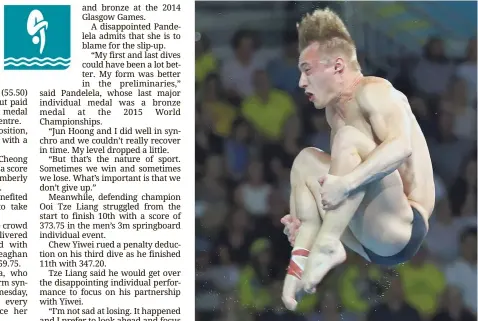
[0,88,30,317]
[0,1,192,321]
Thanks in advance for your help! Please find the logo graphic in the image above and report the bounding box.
[4,5,71,70]
[27,10,48,55]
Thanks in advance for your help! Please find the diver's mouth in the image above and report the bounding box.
[306,92,315,102]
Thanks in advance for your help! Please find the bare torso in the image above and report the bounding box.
[326,77,435,218]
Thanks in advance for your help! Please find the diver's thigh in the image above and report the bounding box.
[348,171,414,256]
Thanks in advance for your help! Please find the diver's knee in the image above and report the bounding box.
[333,126,375,156]
[294,148,323,166]
[333,126,361,148]
[291,147,330,181]
[335,125,359,138]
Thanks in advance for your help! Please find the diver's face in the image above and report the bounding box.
[298,43,339,109]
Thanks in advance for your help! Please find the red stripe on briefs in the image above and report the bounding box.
[287,260,303,279]
[291,249,310,257]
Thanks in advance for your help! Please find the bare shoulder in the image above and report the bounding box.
[356,77,391,102]
[355,77,408,113]
[360,76,391,86]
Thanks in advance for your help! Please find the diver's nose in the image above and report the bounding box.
[298,73,308,89]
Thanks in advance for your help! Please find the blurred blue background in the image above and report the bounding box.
[195,2,477,321]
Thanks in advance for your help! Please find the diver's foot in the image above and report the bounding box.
[302,238,346,292]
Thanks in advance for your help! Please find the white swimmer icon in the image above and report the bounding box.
[27,9,48,54]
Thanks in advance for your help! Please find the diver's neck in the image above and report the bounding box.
[332,72,363,110]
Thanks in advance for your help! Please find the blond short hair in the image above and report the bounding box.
[297,8,360,70]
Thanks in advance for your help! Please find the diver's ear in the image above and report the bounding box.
[334,57,345,73]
